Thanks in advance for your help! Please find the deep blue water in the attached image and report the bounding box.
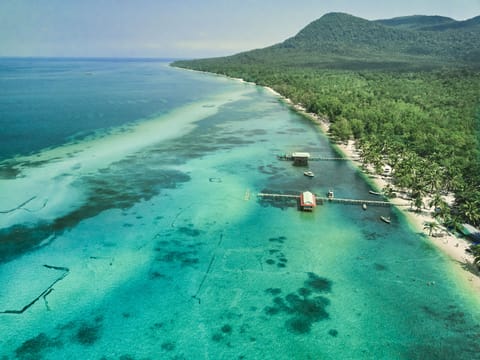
[0,58,226,160]
[0,58,479,360]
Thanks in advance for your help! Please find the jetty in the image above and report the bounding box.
[257,192,395,207]
[277,153,359,163]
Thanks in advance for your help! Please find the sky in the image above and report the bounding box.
[1,0,479,58]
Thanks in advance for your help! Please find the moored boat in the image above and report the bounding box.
[380,216,391,224]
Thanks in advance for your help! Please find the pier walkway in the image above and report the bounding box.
[257,193,404,207]
[277,154,359,161]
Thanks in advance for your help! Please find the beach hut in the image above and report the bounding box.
[300,191,316,211]
[291,152,310,166]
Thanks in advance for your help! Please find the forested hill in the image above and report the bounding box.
[276,12,480,64]
[375,14,480,32]
[175,12,480,69]
[172,12,480,227]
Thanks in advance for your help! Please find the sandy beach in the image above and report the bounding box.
[269,87,480,294]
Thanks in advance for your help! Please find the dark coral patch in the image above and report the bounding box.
[75,321,102,346]
[157,250,199,267]
[298,287,312,297]
[374,263,387,271]
[285,293,329,321]
[221,324,232,334]
[265,306,281,316]
[264,273,332,334]
[286,317,311,334]
[148,270,166,280]
[119,355,135,360]
[161,341,176,351]
[212,333,223,342]
[329,329,339,337]
[304,272,332,293]
[177,226,201,237]
[265,288,282,296]
[15,333,60,359]
[268,236,286,244]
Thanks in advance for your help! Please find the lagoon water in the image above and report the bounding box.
[0,58,479,359]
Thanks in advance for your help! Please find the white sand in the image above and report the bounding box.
[271,91,480,293]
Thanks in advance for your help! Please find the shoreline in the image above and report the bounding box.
[269,87,480,293]
[170,66,480,294]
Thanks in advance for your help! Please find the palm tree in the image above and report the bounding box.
[429,192,449,221]
[460,199,480,226]
[423,221,440,236]
[444,214,463,234]
[424,162,445,193]
[470,244,480,270]
[411,192,424,212]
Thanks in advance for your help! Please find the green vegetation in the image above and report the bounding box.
[172,12,480,229]
[472,245,480,269]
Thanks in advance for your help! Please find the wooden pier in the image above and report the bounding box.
[310,156,359,161]
[316,196,392,207]
[277,154,359,162]
[257,193,300,199]
[257,193,396,207]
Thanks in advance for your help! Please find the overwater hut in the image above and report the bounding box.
[291,152,310,166]
[300,191,316,211]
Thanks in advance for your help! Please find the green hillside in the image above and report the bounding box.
[172,12,480,227]
[175,12,480,70]
[375,15,456,30]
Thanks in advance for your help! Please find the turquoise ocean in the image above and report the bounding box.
[0,58,479,359]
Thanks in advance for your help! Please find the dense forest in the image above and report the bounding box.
[173,13,480,235]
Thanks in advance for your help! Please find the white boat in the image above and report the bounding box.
[327,189,334,199]
[303,170,315,177]
[380,216,391,224]
[362,203,367,210]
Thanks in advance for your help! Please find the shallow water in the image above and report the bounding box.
[0,59,479,359]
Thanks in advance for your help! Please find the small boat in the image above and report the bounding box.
[369,190,383,196]
[327,189,334,199]
[380,216,391,224]
[304,170,315,177]
[362,203,367,210]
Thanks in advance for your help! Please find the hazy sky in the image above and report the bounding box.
[1,0,479,58]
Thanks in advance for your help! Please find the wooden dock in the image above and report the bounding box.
[277,154,359,162]
[257,193,300,199]
[316,197,391,207]
[257,193,396,207]
[310,156,359,161]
